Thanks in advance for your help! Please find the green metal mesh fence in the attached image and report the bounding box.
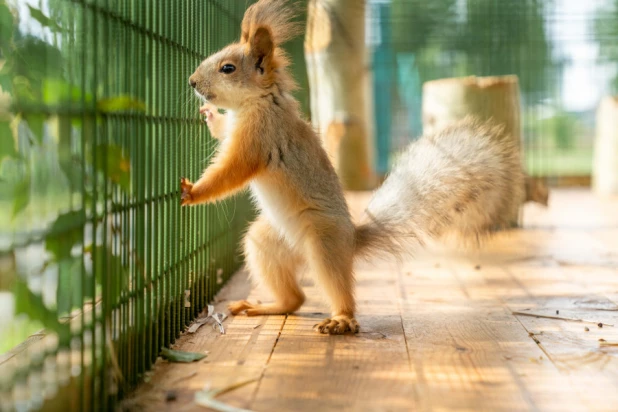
[0,1,262,410]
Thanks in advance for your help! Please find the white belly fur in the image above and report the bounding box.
[250,179,305,246]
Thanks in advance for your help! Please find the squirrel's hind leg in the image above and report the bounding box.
[304,230,359,335]
[229,218,305,316]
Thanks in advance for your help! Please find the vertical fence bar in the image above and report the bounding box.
[1,2,255,410]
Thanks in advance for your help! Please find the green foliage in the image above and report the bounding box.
[97,95,146,113]
[391,0,561,98]
[0,121,17,160]
[594,0,618,89]
[461,0,558,96]
[549,113,580,150]
[527,110,583,150]
[26,5,62,33]
[5,35,65,99]
[1,1,139,345]
[88,245,128,307]
[13,279,71,347]
[42,78,92,106]
[45,210,84,260]
[0,1,14,54]
[391,0,458,54]
[95,143,132,193]
[56,257,86,316]
[0,3,140,220]
[11,176,30,218]
[2,2,254,406]
[56,115,83,189]
[22,113,46,144]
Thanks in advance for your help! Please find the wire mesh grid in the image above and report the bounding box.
[0,1,256,410]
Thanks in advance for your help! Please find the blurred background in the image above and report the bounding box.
[0,0,617,410]
[368,0,618,182]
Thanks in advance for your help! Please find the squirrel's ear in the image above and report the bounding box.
[250,26,274,70]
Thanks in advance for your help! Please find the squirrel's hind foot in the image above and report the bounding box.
[314,315,359,335]
[228,300,300,317]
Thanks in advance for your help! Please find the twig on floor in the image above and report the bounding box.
[194,378,259,412]
[187,305,228,334]
[512,311,614,327]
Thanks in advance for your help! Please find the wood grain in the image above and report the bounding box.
[129,189,618,411]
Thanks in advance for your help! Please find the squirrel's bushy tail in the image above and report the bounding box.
[355,118,525,259]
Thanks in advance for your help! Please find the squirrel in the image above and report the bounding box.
[181,0,524,334]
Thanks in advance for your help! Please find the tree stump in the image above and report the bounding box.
[592,96,618,196]
[422,75,522,147]
[422,75,525,225]
[305,0,377,190]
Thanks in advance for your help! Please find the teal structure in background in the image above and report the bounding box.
[396,53,423,141]
[369,0,393,176]
[369,0,423,175]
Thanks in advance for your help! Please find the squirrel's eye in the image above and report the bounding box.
[220,64,236,74]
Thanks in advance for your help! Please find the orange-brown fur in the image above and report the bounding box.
[182,0,524,335]
[183,0,358,333]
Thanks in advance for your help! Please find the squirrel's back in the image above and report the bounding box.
[356,118,525,258]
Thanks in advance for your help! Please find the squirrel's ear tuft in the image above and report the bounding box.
[240,0,301,47]
[250,26,274,62]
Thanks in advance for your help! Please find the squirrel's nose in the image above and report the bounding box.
[189,79,197,88]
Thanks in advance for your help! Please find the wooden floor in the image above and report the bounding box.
[129,189,618,412]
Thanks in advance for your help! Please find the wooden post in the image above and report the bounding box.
[305,0,377,190]
[592,96,618,196]
[422,75,525,225]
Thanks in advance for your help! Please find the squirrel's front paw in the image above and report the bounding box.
[180,177,194,206]
[199,103,217,123]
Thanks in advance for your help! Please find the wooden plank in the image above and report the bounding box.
[250,267,417,412]
[473,244,618,411]
[399,256,587,412]
[508,302,618,411]
[125,270,288,411]
[126,189,618,411]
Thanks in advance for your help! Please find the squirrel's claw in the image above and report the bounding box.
[180,177,193,206]
[199,104,216,125]
[313,316,360,335]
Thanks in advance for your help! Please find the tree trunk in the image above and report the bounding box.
[422,75,525,225]
[592,96,618,196]
[304,0,377,190]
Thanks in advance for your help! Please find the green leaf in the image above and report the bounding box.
[12,75,36,104]
[0,121,17,160]
[13,278,71,347]
[27,5,62,33]
[95,143,131,193]
[97,95,146,113]
[23,113,47,144]
[0,69,12,92]
[56,257,88,316]
[57,115,83,189]
[11,177,30,219]
[42,79,91,106]
[8,36,64,91]
[0,2,14,54]
[160,347,207,363]
[88,245,127,306]
[44,210,84,261]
